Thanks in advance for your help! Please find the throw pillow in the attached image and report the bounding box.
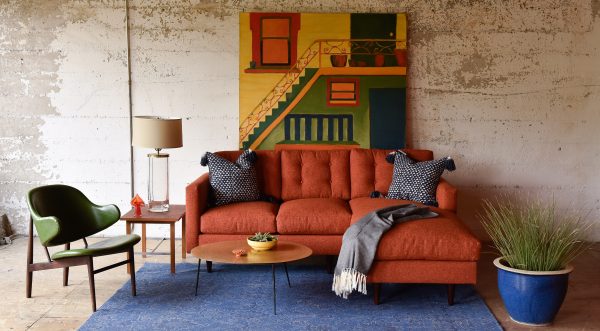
[385,150,456,206]
[200,150,261,206]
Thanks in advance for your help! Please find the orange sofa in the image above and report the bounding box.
[186,148,481,304]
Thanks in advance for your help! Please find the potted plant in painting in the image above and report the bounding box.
[330,54,348,67]
[481,198,592,326]
[374,53,385,67]
[394,48,407,66]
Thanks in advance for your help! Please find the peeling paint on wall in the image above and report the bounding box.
[0,0,66,235]
[1,0,599,239]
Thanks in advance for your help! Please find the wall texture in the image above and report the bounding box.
[1,0,599,240]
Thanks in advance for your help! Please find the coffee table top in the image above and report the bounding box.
[191,240,312,265]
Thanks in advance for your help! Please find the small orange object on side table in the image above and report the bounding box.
[120,204,186,274]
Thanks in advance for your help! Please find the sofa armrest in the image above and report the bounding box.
[186,173,209,252]
[436,178,457,213]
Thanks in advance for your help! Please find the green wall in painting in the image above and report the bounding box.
[258,75,406,150]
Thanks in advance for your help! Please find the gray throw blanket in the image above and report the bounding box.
[332,204,438,298]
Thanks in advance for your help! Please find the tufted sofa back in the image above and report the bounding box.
[280,150,351,200]
[215,148,434,201]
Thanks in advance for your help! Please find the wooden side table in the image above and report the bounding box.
[120,204,186,273]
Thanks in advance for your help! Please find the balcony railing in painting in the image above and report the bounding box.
[284,114,354,143]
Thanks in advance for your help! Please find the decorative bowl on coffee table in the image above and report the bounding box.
[247,238,277,251]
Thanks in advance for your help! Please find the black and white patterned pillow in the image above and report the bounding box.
[200,150,260,206]
[385,150,456,206]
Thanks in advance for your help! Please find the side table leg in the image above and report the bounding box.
[125,221,131,274]
[181,215,186,259]
[195,259,201,296]
[284,263,291,287]
[272,264,277,315]
[141,223,147,258]
[170,223,175,273]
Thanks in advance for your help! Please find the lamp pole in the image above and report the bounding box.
[126,0,135,198]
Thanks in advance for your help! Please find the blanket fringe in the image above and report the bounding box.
[332,268,367,299]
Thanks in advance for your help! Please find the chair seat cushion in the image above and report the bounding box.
[51,234,141,260]
[277,198,351,235]
[200,201,278,234]
[349,197,480,261]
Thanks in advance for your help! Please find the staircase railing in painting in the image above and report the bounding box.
[284,114,354,143]
[239,39,406,147]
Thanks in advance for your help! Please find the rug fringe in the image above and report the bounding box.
[332,268,367,299]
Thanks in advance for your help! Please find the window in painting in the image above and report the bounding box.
[250,13,300,69]
[327,78,360,106]
[261,18,291,65]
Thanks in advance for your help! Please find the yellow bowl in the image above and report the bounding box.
[247,238,277,251]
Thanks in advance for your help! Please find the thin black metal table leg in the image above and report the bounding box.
[194,258,201,296]
[284,263,291,287]
[272,264,276,315]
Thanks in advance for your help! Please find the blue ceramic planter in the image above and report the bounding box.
[494,257,573,326]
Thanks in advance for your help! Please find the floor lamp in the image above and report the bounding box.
[132,116,183,212]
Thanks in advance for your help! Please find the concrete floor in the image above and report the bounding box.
[0,237,598,330]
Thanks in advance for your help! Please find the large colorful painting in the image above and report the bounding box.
[239,13,407,150]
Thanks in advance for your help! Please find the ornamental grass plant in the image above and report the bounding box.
[481,198,593,272]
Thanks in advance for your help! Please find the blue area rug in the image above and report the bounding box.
[80,263,501,330]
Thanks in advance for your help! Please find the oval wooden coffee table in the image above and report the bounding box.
[191,240,312,315]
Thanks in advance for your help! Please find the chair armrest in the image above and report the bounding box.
[91,204,121,231]
[26,197,60,246]
[32,216,60,247]
[436,178,457,212]
[186,173,210,252]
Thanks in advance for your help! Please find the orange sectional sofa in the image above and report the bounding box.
[186,148,481,304]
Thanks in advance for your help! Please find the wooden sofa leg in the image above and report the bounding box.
[373,283,381,305]
[447,284,455,306]
[206,261,212,273]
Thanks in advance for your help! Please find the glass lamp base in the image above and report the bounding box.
[148,153,170,213]
[148,201,169,213]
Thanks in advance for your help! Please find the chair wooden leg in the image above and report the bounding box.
[447,284,455,306]
[129,247,136,296]
[63,243,70,286]
[373,283,381,305]
[87,257,97,312]
[26,217,34,298]
[206,261,212,273]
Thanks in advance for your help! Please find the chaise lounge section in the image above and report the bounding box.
[186,148,481,304]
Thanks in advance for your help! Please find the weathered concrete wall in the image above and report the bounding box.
[1,0,599,239]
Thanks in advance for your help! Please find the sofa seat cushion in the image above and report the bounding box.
[277,198,351,235]
[349,197,480,261]
[201,201,278,234]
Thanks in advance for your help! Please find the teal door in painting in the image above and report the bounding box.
[369,88,406,149]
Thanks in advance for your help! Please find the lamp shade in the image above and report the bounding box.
[132,116,183,149]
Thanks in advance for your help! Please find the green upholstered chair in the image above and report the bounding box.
[26,184,141,312]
